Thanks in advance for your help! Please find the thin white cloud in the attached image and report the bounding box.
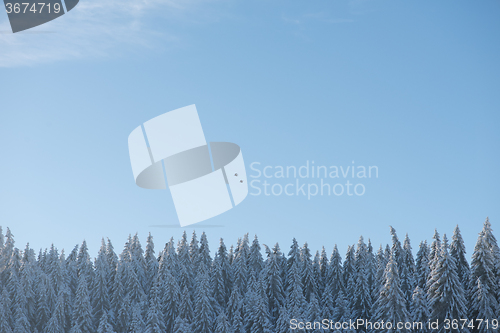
[0,0,219,67]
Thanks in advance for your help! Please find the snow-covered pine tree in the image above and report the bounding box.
[477,217,500,314]
[449,226,470,298]
[307,293,323,333]
[45,291,66,333]
[410,286,429,333]
[470,279,495,333]
[20,247,38,328]
[211,250,227,311]
[177,286,194,322]
[427,234,468,333]
[332,289,352,327]
[158,238,178,280]
[161,270,180,332]
[325,244,343,309]
[249,235,264,276]
[343,245,355,299]
[105,239,118,296]
[232,308,245,333]
[144,233,158,293]
[114,294,130,333]
[35,273,54,332]
[70,275,93,333]
[469,221,498,327]
[13,301,30,333]
[286,259,306,318]
[428,230,441,278]
[91,239,110,328]
[145,279,165,333]
[96,311,115,333]
[366,239,377,306]
[312,251,322,297]
[124,260,145,307]
[276,306,292,333]
[173,317,192,333]
[177,231,192,277]
[261,246,285,326]
[401,234,416,311]
[300,242,318,302]
[189,231,200,272]
[128,304,146,333]
[199,232,212,269]
[193,270,215,333]
[0,288,13,333]
[353,236,372,321]
[215,311,234,333]
[248,279,273,333]
[415,241,430,290]
[319,246,329,297]
[76,241,93,282]
[65,245,79,299]
[372,253,409,333]
[320,281,334,327]
[232,234,250,294]
[286,238,301,293]
[1,227,15,284]
[129,234,147,298]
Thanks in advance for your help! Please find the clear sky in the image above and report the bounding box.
[0,0,499,258]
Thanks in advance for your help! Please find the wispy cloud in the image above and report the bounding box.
[0,0,219,67]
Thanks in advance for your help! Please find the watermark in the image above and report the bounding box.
[249,161,378,199]
[128,105,248,227]
[289,318,500,331]
[3,0,79,33]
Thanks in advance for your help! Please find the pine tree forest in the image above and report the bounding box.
[1,218,499,333]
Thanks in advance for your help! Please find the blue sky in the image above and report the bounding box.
[0,0,499,258]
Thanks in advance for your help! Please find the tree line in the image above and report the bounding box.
[0,218,498,333]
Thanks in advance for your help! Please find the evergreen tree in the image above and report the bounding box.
[449,226,470,297]
[232,235,250,294]
[173,317,192,333]
[353,236,372,320]
[262,247,285,326]
[249,235,264,276]
[470,279,495,333]
[144,233,158,293]
[427,235,468,332]
[70,276,92,333]
[326,244,343,309]
[300,242,318,302]
[276,306,292,333]
[161,270,180,332]
[145,280,164,333]
[415,241,430,290]
[199,232,212,269]
[286,238,301,292]
[91,239,111,328]
[0,288,13,333]
[469,220,498,326]
[372,254,409,333]
[177,286,194,322]
[193,271,215,333]
[215,312,234,333]
[410,286,429,333]
[128,304,145,333]
[342,245,356,299]
[319,246,329,296]
[13,301,30,333]
[45,292,66,333]
[96,312,115,333]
